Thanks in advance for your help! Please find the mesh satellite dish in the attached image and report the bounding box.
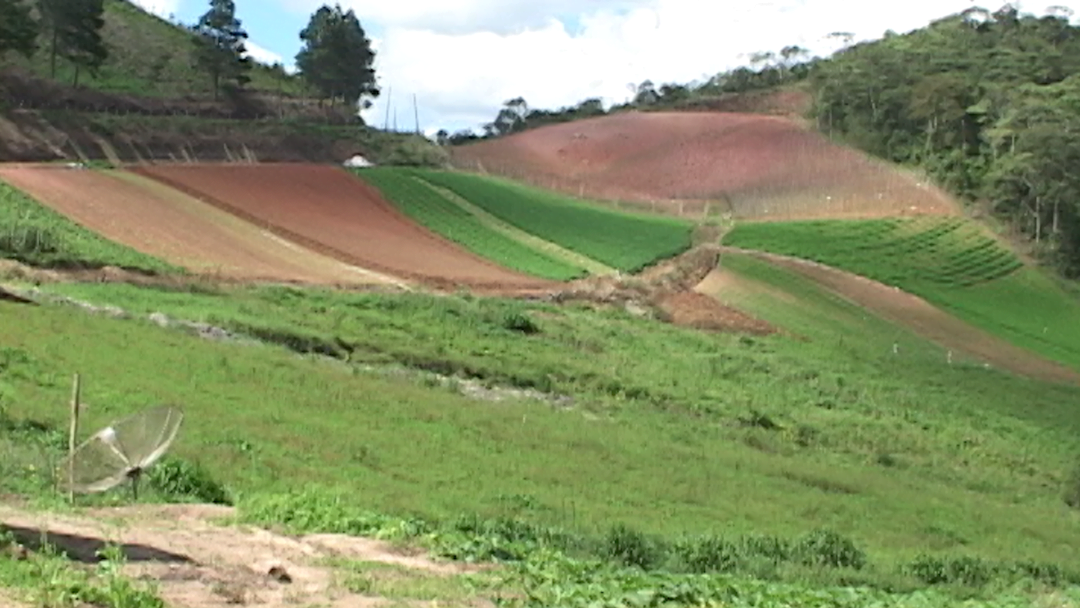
[58,405,183,500]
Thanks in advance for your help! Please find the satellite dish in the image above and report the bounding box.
[57,405,184,500]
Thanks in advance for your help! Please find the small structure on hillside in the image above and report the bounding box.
[343,154,374,168]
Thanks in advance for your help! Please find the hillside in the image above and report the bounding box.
[0,0,445,166]
[5,3,1080,607]
[449,111,960,220]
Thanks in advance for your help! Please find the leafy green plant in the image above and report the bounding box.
[356,167,585,280]
[413,169,694,272]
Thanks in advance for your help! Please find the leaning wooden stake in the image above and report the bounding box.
[68,373,81,505]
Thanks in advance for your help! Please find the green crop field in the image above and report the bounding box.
[723,217,1080,370]
[0,180,179,274]
[354,167,586,281]
[414,170,695,272]
[723,217,1023,288]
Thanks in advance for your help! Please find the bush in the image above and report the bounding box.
[146,457,233,505]
[794,529,866,570]
[603,523,664,570]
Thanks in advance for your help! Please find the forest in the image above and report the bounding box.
[456,5,1080,279]
[811,4,1080,278]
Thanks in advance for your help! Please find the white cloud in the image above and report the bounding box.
[245,40,286,68]
[278,0,653,35]
[129,0,181,17]
[343,0,1080,133]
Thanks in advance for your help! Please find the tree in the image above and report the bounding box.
[38,0,107,84]
[296,4,379,107]
[0,0,38,60]
[190,0,251,99]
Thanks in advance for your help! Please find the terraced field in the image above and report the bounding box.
[723,217,1022,288]
[354,168,587,281]
[723,217,1080,372]
[415,169,695,273]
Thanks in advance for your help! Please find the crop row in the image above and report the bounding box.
[354,168,586,281]
[413,169,695,273]
[723,218,1022,287]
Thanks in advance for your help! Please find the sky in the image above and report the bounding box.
[136,0,1080,136]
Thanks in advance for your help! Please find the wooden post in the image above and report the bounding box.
[68,373,81,505]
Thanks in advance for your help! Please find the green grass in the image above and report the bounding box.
[0,180,179,274]
[354,167,587,281]
[722,217,1080,370]
[723,217,1023,288]
[7,279,1080,566]
[9,0,301,98]
[414,169,695,272]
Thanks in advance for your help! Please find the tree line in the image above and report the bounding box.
[0,0,379,107]
[808,4,1080,277]
[438,44,816,145]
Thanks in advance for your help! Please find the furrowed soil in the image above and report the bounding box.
[0,164,403,287]
[0,503,491,608]
[131,163,558,290]
[450,111,959,220]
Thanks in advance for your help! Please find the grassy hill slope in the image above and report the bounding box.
[7,0,300,97]
[0,0,445,166]
[722,218,1080,371]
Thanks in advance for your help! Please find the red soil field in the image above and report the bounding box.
[0,165,399,286]
[130,163,556,289]
[449,111,959,221]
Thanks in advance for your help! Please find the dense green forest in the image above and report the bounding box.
[809,5,1080,278]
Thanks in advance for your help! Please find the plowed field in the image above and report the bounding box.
[131,163,555,289]
[0,165,397,286]
[450,112,959,220]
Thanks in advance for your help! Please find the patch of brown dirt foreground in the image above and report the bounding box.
[721,247,1080,386]
[0,503,494,608]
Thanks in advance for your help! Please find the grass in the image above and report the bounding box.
[722,216,1080,370]
[414,169,696,272]
[354,167,587,281]
[8,0,301,98]
[0,534,166,608]
[8,279,1080,571]
[0,180,179,274]
[3,175,1080,604]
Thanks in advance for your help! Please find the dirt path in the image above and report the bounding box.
[717,247,1080,386]
[0,165,406,287]
[0,503,491,608]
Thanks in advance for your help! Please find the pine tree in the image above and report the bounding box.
[190,0,252,99]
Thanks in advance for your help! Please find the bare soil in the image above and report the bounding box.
[0,165,406,287]
[717,247,1080,386]
[131,163,559,291]
[0,503,492,608]
[450,111,960,221]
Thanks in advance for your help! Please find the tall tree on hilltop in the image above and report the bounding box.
[296,4,380,108]
[0,0,38,60]
[38,0,108,85]
[190,0,251,99]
